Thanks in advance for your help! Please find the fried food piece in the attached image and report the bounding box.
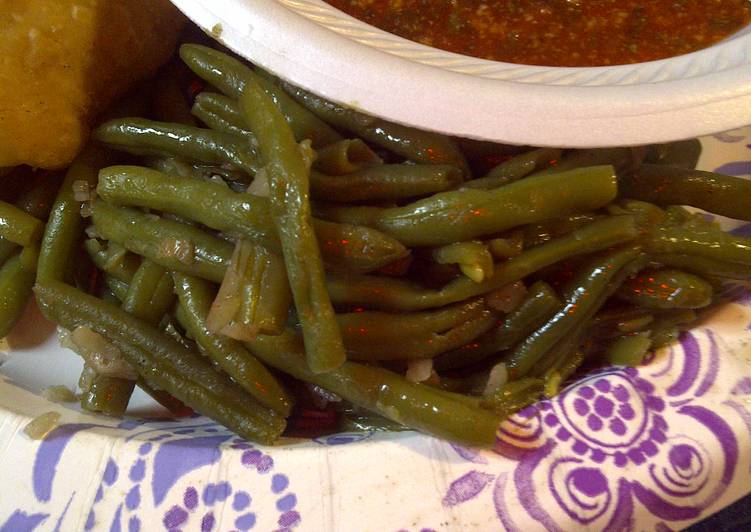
[0,0,185,168]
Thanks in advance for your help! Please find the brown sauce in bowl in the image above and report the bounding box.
[325,0,751,67]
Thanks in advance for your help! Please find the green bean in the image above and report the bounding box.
[504,247,643,378]
[179,44,342,147]
[338,408,409,433]
[311,164,462,202]
[35,280,285,444]
[540,147,643,176]
[337,299,496,360]
[650,309,698,348]
[0,200,43,247]
[313,139,383,175]
[85,239,141,283]
[522,214,600,248]
[619,164,751,221]
[646,226,751,266]
[463,148,562,190]
[122,261,175,325]
[0,240,17,268]
[435,281,563,371]
[94,118,259,176]
[91,201,233,283]
[78,363,134,417]
[280,82,470,175]
[173,273,293,416]
[433,241,494,283]
[137,378,191,416]
[644,139,702,169]
[239,76,346,373]
[316,165,618,246]
[191,92,255,138]
[615,268,713,309]
[14,173,65,220]
[105,275,130,302]
[650,254,751,281]
[97,166,408,272]
[327,215,638,311]
[532,319,589,380]
[207,239,290,338]
[481,378,544,416]
[246,330,500,446]
[38,148,112,283]
[314,219,409,273]
[0,245,37,338]
[606,333,652,367]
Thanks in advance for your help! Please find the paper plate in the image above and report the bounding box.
[169,0,751,147]
[1,129,751,531]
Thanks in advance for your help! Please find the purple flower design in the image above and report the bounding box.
[443,329,741,530]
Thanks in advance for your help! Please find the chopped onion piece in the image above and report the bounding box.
[406,358,434,383]
[483,362,508,397]
[298,139,316,170]
[24,411,61,440]
[72,180,90,201]
[68,326,138,380]
[487,281,527,313]
[80,202,92,218]
[158,237,194,264]
[42,385,78,403]
[247,167,270,197]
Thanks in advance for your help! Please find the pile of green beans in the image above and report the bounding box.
[3,43,751,447]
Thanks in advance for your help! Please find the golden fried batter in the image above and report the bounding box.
[0,0,184,168]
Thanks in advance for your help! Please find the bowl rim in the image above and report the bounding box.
[171,0,751,147]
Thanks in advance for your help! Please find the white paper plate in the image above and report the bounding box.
[169,0,751,147]
[1,129,751,531]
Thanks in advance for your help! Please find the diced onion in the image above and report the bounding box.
[406,358,434,383]
[72,180,90,201]
[65,326,138,380]
[24,411,61,440]
[483,362,508,397]
[42,385,78,403]
[247,167,270,197]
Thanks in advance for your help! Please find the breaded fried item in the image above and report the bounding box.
[0,0,185,168]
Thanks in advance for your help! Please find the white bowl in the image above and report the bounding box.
[171,0,751,147]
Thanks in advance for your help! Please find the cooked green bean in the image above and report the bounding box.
[650,309,698,348]
[0,240,17,268]
[137,378,191,416]
[104,275,130,302]
[281,82,470,175]
[541,147,643,176]
[314,219,409,273]
[327,215,638,311]
[246,330,500,446]
[646,226,751,266]
[481,378,544,416]
[94,118,259,176]
[239,76,346,373]
[487,231,524,259]
[14,173,65,220]
[35,280,285,444]
[644,139,702,169]
[616,268,713,309]
[314,139,383,175]
[78,363,134,417]
[207,239,290,338]
[435,281,563,371]
[85,239,141,283]
[433,241,494,283]
[0,200,43,247]
[122,261,175,326]
[92,201,234,283]
[463,148,562,190]
[311,164,462,202]
[153,61,198,126]
[97,166,408,273]
[316,165,618,246]
[619,164,751,221]
[651,253,751,281]
[606,333,652,367]
[179,44,342,147]
[0,245,37,338]
[173,273,293,415]
[504,247,643,378]
[38,148,111,283]
[191,92,255,139]
[337,299,495,360]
